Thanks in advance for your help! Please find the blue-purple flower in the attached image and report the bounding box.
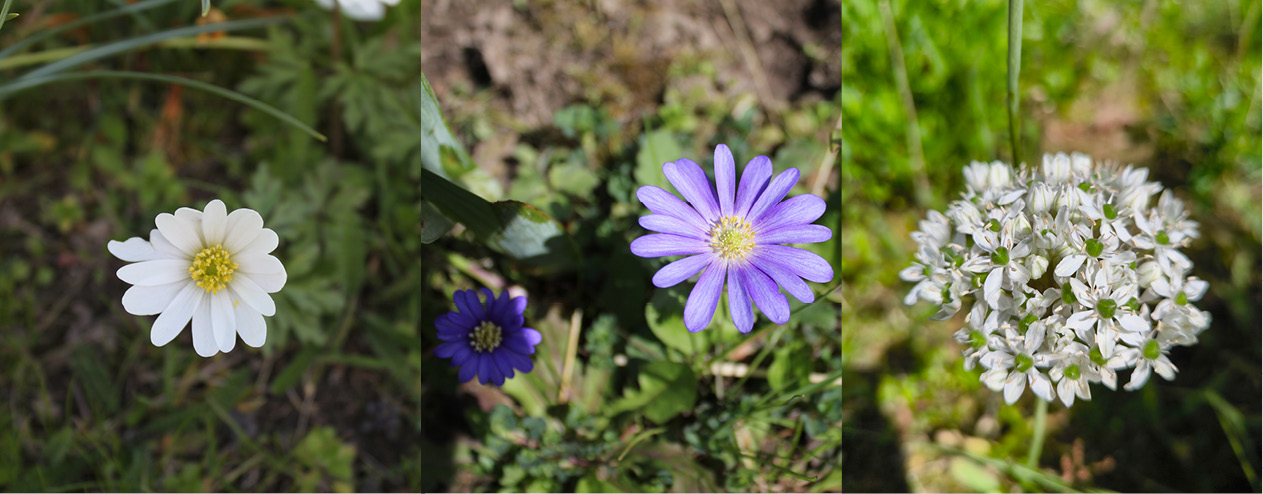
[434,288,541,386]
[630,144,834,332]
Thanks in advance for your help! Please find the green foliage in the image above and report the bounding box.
[843,0,1261,491]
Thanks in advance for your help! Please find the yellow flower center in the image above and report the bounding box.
[188,244,237,294]
[709,215,755,260]
[470,320,503,353]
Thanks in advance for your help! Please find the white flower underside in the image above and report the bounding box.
[109,200,287,357]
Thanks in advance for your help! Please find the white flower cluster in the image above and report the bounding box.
[902,153,1210,407]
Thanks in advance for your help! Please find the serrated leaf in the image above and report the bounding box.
[607,361,696,424]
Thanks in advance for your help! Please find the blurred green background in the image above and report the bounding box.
[0,0,842,492]
[840,0,1261,492]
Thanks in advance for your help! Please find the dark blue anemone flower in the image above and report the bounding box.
[434,288,541,386]
[629,144,834,333]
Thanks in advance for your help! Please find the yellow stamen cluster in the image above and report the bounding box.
[470,320,503,353]
[709,215,755,260]
[188,244,237,294]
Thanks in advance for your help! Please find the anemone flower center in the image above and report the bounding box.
[470,320,503,353]
[709,215,755,260]
[189,244,237,294]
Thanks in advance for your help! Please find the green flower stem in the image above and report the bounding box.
[1007,0,1024,163]
[1027,397,1048,468]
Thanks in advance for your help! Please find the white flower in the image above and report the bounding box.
[904,153,1208,406]
[1049,343,1097,407]
[980,323,1055,404]
[108,200,287,357]
[315,0,400,21]
[1120,333,1178,391]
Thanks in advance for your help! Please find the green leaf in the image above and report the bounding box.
[608,361,696,424]
[488,200,577,272]
[292,427,356,493]
[576,475,621,493]
[0,71,325,142]
[645,288,704,357]
[418,200,453,243]
[420,73,476,179]
[951,457,1002,493]
[200,0,211,16]
[547,159,600,197]
[419,167,500,238]
[767,341,812,391]
[635,130,683,192]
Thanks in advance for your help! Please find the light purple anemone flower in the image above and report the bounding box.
[630,144,834,332]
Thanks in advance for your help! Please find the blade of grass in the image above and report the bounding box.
[1204,389,1260,491]
[0,0,179,60]
[616,427,665,462]
[201,0,211,16]
[0,0,13,33]
[0,70,325,142]
[17,16,285,80]
[0,36,269,72]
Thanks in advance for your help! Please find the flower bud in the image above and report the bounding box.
[1136,260,1162,288]
[1029,183,1056,213]
[1042,153,1072,183]
[963,162,989,193]
[988,162,1013,189]
[1027,254,1049,280]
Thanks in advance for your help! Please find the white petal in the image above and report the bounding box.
[1057,380,1075,407]
[150,283,202,347]
[121,281,186,316]
[235,303,267,348]
[202,199,228,246]
[239,270,286,294]
[1125,361,1152,390]
[155,213,204,256]
[117,259,191,286]
[984,268,1003,309]
[223,208,265,254]
[236,254,285,274]
[211,294,237,353]
[229,276,276,317]
[1055,255,1086,277]
[1185,279,1209,301]
[239,228,278,256]
[174,207,203,223]
[1003,372,1026,404]
[1154,356,1178,380]
[149,229,185,258]
[1029,372,1054,402]
[1097,329,1117,359]
[191,294,218,357]
[982,368,1008,391]
[1116,314,1150,332]
[1065,311,1095,331]
[108,238,159,262]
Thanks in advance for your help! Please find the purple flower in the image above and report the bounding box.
[434,288,542,386]
[630,144,834,333]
